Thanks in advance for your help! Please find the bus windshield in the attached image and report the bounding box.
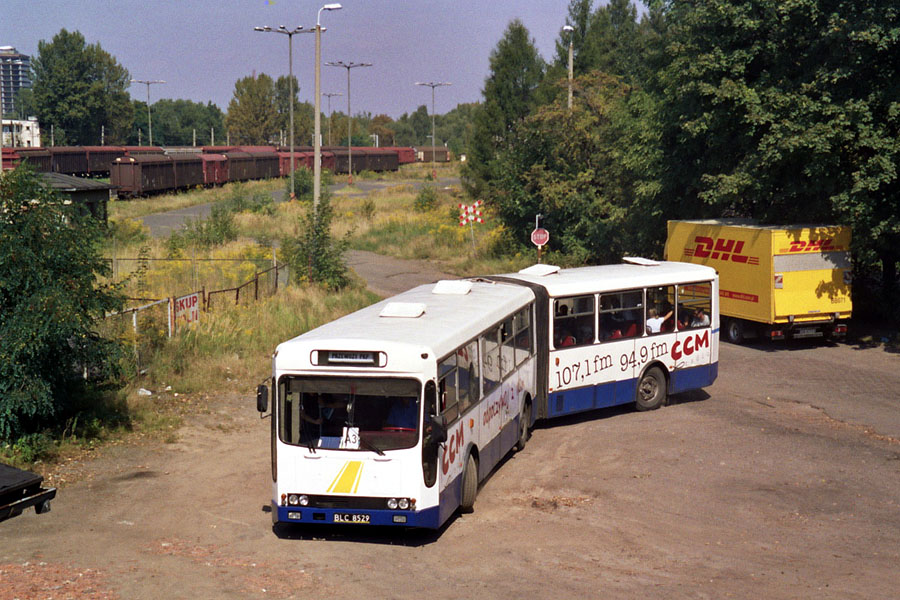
[278,376,421,452]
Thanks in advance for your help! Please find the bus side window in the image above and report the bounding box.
[500,316,515,379]
[514,306,532,365]
[457,340,480,413]
[600,290,643,340]
[554,296,594,347]
[439,354,459,422]
[647,285,676,334]
[481,326,500,397]
[677,282,712,329]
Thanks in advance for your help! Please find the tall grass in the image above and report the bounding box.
[143,285,379,393]
[108,178,284,220]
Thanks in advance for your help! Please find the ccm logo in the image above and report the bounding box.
[440,421,466,475]
[671,331,710,361]
[684,237,759,265]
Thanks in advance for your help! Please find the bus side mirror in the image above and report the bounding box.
[256,384,268,413]
[427,414,447,446]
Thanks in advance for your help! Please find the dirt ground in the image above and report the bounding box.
[2,252,899,600]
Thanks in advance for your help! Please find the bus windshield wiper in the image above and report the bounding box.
[357,436,385,456]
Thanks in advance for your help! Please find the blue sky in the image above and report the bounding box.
[2,0,577,118]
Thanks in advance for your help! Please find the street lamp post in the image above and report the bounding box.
[415,81,451,180]
[254,25,313,201]
[323,92,342,146]
[326,60,371,186]
[130,79,165,146]
[314,3,342,209]
[563,25,574,110]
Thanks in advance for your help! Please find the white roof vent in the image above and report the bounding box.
[379,302,426,318]
[622,257,660,266]
[432,280,473,295]
[518,264,560,276]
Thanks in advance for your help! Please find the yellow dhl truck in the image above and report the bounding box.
[665,219,852,343]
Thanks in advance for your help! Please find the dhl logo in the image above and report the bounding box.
[684,236,759,265]
[780,239,842,253]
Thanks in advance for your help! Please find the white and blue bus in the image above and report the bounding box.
[256,259,718,529]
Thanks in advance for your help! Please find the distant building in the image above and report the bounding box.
[0,46,32,116]
[1,117,41,147]
[40,173,115,224]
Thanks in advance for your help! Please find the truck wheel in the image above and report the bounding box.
[725,318,744,345]
[635,367,667,411]
[460,454,478,513]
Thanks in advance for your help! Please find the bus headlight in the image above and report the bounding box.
[387,497,412,510]
[287,494,309,506]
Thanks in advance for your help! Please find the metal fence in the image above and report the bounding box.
[103,262,289,369]
[206,263,287,311]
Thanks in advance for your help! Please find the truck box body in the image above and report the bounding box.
[665,219,851,341]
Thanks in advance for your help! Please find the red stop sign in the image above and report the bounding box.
[531,227,550,247]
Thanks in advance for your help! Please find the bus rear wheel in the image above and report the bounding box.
[636,366,667,411]
[460,454,478,513]
[515,401,531,452]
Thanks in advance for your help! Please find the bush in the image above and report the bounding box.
[108,218,150,245]
[414,185,438,212]
[167,203,238,253]
[281,192,351,289]
[0,166,126,440]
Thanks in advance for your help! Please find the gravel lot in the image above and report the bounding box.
[2,252,898,600]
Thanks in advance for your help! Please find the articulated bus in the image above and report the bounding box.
[256,259,718,529]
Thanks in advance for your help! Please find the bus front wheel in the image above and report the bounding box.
[460,454,478,513]
[635,367,667,411]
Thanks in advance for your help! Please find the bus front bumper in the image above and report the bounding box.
[273,502,441,528]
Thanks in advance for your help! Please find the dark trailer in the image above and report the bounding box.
[0,463,56,523]
[110,154,175,197]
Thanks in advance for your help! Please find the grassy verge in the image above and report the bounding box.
[7,162,530,471]
[108,178,284,220]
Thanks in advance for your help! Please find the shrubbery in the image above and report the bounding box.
[281,192,351,289]
[0,167,125,440]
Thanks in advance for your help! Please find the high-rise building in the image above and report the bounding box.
[1,46,32,117]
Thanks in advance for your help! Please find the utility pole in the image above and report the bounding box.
[130,79,165,146]
[415,81,451,180]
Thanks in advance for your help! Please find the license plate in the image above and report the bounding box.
[333,513,370,524]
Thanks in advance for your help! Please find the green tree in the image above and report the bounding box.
[131,99,224,146]
[12,88,36,120]
[369,114,395,147]
[0,167,124,439]
[436,102,478,157]
[392,105,431,147]
[281,193,350,289]
[652,0,900,304]
[463,19,545,197]
[224,73,278,145]
[274,75,314,147]
[491,72,636,262]
[31,29,133,145]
